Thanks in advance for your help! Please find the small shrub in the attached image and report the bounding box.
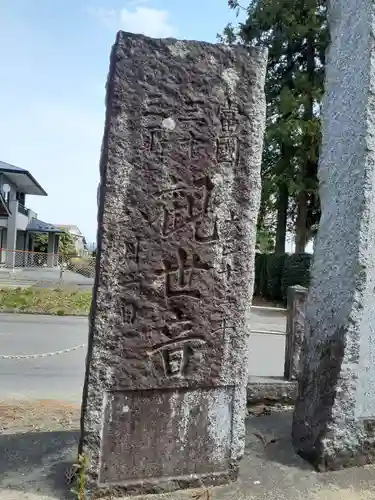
[266,254,287,301]
[281,252,312,301]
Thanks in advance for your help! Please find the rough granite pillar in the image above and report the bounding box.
[79,32,267,497]
[284,285,307,381]
[292,0,375,470]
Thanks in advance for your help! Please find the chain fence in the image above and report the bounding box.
[0,248,95,288]
[0,343,86,359]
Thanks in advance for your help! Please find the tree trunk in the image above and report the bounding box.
[295,31,315,253]
[275,182,288,254]
[295,190,308,252]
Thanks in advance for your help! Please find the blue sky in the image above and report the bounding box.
[0,0,245,244]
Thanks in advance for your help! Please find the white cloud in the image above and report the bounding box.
[89,3,176,38]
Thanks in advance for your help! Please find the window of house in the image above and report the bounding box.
[16,192,25,206]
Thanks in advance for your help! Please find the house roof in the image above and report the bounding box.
[55,224,83,235]
[26,218,64,234]
[0,160,47,196]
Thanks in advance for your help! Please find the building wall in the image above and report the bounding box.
[74,236,86,256]
[16,231,26,251]
[0,228,6,263]
[16,211,28,230]
[60,227,87,256]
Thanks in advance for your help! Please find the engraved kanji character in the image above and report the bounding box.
[216,136,239,163]
[158,175,218,242]
[124,238,140,264]
[156,248,211,299]
[219,98,239,134]
[121,303,136,325]
[210,310,237,336]
[144,128,168,158]
[148,338,206,378]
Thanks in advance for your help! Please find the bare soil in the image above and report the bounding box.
[0,399,80,434]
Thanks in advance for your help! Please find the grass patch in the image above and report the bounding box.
[0,287,91,315]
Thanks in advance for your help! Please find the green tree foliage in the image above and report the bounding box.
[33,231,76,258]
[222,0,328,253]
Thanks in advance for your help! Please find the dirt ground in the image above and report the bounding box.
[1,400,375,500]
[0,400,81,434]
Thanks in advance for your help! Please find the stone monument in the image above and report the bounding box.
[293,0,375,470]
[79,31,267,496]
[284,285,307,381]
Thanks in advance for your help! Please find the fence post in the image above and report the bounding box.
[284,285,308,381]
[59,258,65,286]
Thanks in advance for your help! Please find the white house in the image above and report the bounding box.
[0,160,63,268]
[55,224,88,256]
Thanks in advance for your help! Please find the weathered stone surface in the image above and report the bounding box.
[292,1,375,471]
[284,285,307,381]
[79,32,267,496]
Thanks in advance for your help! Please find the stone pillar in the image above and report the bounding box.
[284,285,307,381]
[47,232,55,267]
[79,32,267,497]
[292,0,375,471]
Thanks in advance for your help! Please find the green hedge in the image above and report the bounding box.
[254,253,268,297]
[266,254,287,302]
[280,253,312,300]
[254,252,312,303]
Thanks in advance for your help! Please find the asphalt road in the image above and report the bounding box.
[0,308,287,402]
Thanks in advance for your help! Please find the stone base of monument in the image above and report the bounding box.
[292,418,375,472]
[89,472,238,498]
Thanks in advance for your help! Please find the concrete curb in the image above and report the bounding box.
[251,305,287,313]
[247,377,297,404]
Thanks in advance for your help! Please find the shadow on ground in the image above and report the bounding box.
[0,430,78,499]
[2,412,375,499]
[245,410,314,470]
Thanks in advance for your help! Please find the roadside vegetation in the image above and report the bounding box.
[0,287,91,316]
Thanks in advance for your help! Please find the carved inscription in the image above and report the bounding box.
[155,248,211,299]
[216,98,240,164]
[157,175,218,242]
[125,238,140,264]
[143,128,169,159]
[121,303,136,325]
[141,95,242,379]
[148,307,206,378]
[211,309,237,336]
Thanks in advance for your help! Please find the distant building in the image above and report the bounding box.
[55,224,88,256]
[0,160,63,268]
